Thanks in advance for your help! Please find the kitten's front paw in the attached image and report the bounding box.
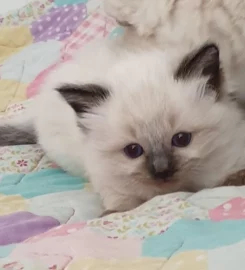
[104,0,139,26]
[102,194,144,214]
[99,210,119,217]
[104,0,160,37]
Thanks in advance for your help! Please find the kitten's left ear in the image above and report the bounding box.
[56,83,110,114]
[174,43,223,97]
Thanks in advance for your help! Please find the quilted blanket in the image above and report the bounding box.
[1,1,245,269]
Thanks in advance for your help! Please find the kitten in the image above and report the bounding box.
[104,0,245,100]
[1,40,245,213]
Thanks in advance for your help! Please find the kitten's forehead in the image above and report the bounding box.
[107,57,204,125]
[99,49,223,144]
[107,49,207,106]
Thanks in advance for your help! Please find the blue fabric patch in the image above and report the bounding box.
[142,219,245,258]
[0,40,62,83]
[0,169,86,198]
[0,244,15,258]
[55,0,88,6]
[109,27,124,39]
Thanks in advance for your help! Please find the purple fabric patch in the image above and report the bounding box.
[0,212,60,245]
[30,4,87,42]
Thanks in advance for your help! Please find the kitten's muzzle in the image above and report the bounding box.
[150,166,175,182]
[148,153,176,182]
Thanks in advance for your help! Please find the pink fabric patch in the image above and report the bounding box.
[26,63,57,98]
[25,223,86,243]
[26,55,72,98]
[209,197,245,221]
[62,11,116,57]
[26,12,116,98]
[2,255,71,270]
[11,227,142,260]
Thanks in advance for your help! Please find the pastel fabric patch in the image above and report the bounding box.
[0,145,45,174]
[0,80,27,112]
[55,0,88,6]
[67,258,167,270]
[0,244,15,258]
[0,0,55,26]
[0,26,32,63]
[109,27,124,39]
[0,40,62,83]
[0,254,71,269]
[0,169,86,198]
[31,4,87,42]
[0,194,28,216]
[29,190,103,223]
[10,228,142,260]
[62,11,116,57]
[25,223,86,243]
[164,251,208,270]
[142,219,245,258]
[0,212,59,246]
[26,57,70,98]
[209,239,245,270]
[209,197,245,221]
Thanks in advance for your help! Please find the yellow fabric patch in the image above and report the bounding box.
[0,194,28,216]
[0,26,32,64]
[164,251,208,270]
[67,258,167,270]
[0,79,27,113]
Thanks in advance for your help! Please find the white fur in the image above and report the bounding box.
[104,0,245,97]
[15,39,244,212]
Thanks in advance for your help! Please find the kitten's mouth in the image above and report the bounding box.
[153,169,177,183]
[155,177,174,184]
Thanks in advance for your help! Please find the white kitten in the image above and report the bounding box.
[1,40,245,212]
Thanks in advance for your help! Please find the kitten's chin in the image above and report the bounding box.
[140,176,186,199]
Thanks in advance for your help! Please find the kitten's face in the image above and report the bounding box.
[60,44,243,209]
[95,84,236,194]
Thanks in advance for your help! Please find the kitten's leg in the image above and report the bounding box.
[0,112,36,146]
[100,188,144,213]
[100,210,118,217]
[33,89,86,177]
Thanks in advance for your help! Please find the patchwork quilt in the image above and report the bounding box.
[1,1,245,269]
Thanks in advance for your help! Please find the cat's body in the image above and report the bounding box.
[1,39,245,213]
[104,0,245,100]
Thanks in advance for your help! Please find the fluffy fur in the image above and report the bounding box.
[104,0,245,99]
[1,40,245,212]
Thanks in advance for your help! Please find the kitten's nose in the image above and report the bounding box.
[151,166,174,181]
[148,152,175,181]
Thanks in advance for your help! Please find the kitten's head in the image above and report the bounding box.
[57,44,244,210]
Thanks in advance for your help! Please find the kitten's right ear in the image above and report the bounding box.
[174,43,223,97]
[56,83,110,114]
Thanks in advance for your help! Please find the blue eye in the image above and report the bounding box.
[172,132,192,147]
[124,144,144,159]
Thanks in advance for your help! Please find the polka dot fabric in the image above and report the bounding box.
[62,11,117,58]
[209,197,245,221]
[31,4,88,42]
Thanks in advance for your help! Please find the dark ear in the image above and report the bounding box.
[174,43,223,96]
[56,83,110,114]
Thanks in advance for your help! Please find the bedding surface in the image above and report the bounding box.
[1,1,245,269]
